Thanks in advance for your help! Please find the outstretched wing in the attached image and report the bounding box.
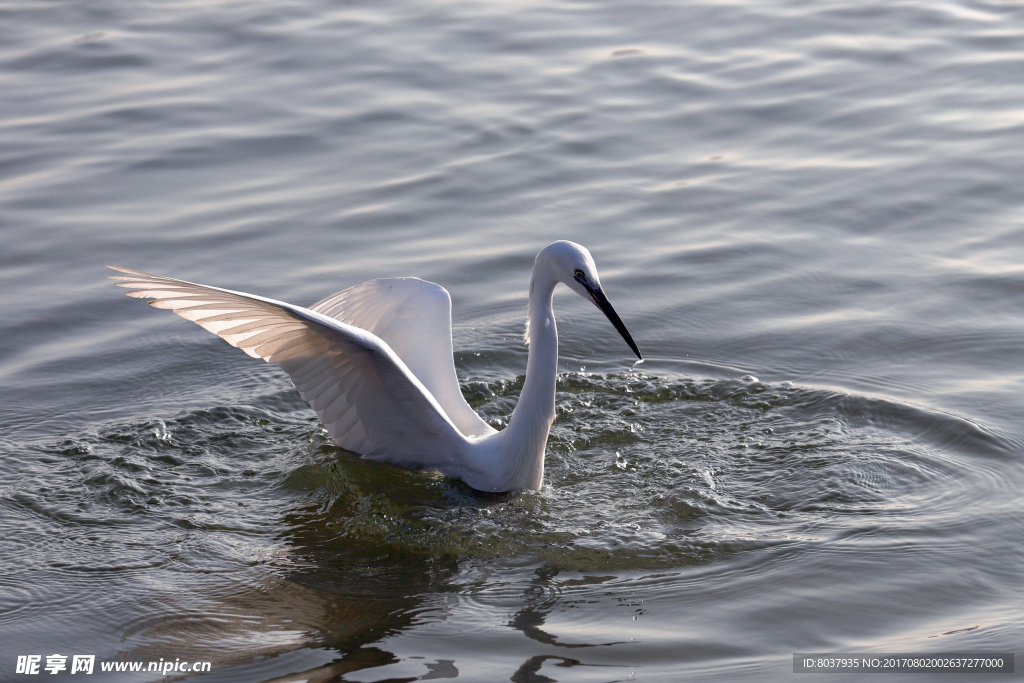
[108,267,469,470]
[309,278,496,438]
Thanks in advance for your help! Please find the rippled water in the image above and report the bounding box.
[3,0,1024,680]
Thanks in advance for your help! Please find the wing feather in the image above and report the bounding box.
[109,267,469,469]
[309,278,496,438]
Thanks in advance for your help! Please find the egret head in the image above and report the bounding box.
[536,241,642,360]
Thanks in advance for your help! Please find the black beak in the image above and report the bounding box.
[582,281,642,361]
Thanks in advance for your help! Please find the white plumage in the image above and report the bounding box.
[110,241,641,492]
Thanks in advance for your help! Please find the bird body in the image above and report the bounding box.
[111,241,641,492]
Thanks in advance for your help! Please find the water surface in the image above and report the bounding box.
[2,0,1023,680]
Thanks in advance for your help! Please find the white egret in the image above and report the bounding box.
[109,240,641,492]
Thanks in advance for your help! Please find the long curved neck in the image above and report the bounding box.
[500,271,559,490]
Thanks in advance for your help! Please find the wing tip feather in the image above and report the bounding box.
[107,265,154,277]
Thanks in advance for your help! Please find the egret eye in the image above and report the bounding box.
[574,269,585,279]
